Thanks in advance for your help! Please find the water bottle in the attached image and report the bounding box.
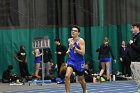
[113,75,116,81]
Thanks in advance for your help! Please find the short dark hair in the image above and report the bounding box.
[72,25,80,32]
[8,65,13,70]
[132,23,140,29]
[54,38,60,42]
[20,45,25,50]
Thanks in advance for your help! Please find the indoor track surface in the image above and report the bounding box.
[2,81,138,93]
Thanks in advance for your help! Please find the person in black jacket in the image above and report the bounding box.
[2,65,18,83]
[98,37,116,81]
[84,64,92,82]
[129,23,140,62]
[119,41,131,76]
[54,38,67,75]
[15,45,30,79]
[129,23,140,88]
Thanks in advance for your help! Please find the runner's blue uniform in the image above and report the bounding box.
[67,38,85,74]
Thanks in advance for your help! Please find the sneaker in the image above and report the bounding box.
[100,77,106,82]
[10,82,23,85]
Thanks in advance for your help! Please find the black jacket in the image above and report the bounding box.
[56,44,67,62]
[16,51,26,62]
[43,48,52,62]
[129,32,140,61]
[119,46,130,62]
[98,44,115,60]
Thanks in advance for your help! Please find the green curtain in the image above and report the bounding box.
[0,0,135,78]
[0,28,56,78]
[0,24,132,78]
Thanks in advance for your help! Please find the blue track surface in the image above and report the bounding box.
[4,81,138,93]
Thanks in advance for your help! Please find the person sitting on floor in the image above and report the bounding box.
[2,65,18,83]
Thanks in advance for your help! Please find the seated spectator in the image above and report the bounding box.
[2,65,18,83]
[84,64,93,82]
[56,63,75,84]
